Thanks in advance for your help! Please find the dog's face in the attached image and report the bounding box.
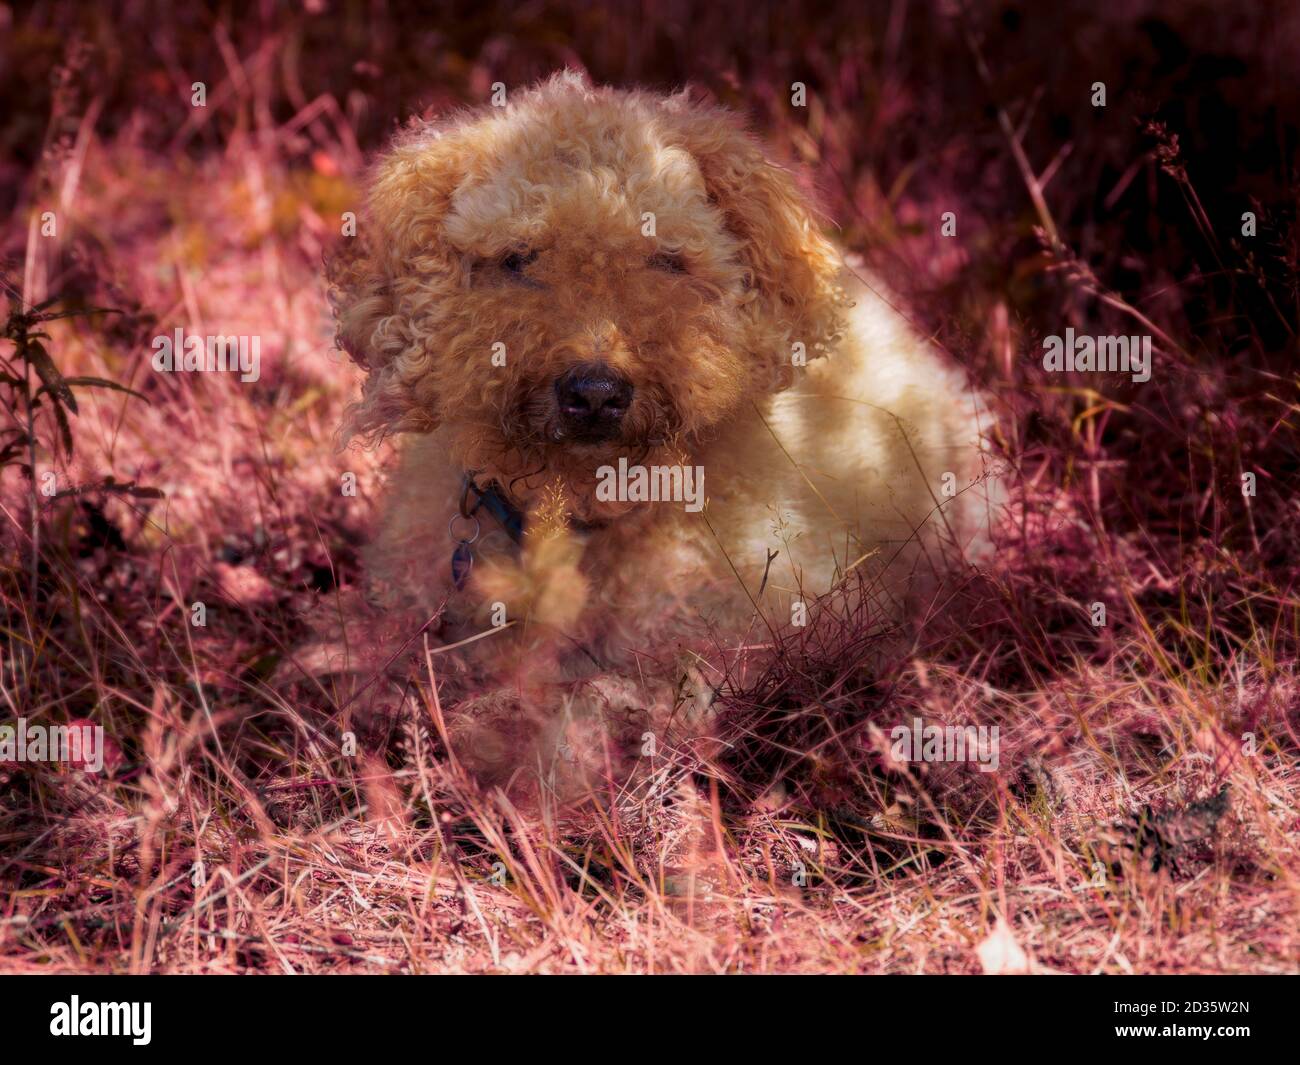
[331,73,846,522]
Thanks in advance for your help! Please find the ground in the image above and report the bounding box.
[1,1,1298,974]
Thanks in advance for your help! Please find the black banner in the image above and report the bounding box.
[0,974,1288,1051]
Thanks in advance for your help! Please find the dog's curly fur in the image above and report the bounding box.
[329,72,997,685]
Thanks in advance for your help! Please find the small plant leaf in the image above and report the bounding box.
[47,376,147,403]
[24,339,78,414]
[34,306,120,324]
[51,395,75,456]
[52,477,165,500]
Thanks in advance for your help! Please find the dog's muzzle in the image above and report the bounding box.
[553,361,633,444]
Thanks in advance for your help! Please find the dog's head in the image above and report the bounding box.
[330,72,847,520]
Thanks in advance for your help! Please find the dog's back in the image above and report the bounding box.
[693,268,1000,627]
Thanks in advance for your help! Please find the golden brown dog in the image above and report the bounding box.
[329,73,997,707]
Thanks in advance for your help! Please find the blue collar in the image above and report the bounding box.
[463,474,525,543]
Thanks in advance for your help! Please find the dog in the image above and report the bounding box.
[328,73,997,732]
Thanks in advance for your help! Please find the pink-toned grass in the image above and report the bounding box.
[2,1,1298,973]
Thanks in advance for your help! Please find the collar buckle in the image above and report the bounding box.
[450,474,525,589]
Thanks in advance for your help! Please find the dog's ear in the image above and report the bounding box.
[660,95,848,389]
[327,126,469,444]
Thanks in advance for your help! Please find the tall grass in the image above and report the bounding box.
[2,0,1298,973]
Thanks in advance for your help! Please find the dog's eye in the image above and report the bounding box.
[648,252,687,274]
[500,250,538,276]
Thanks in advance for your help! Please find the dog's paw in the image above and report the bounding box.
[472,525,590,634]
[442,687,539,782]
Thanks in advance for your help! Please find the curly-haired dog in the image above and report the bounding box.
[329,73,997,740]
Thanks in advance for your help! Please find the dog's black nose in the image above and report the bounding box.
[554,362,633,441]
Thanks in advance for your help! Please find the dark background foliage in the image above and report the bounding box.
[1,0,1297,974]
